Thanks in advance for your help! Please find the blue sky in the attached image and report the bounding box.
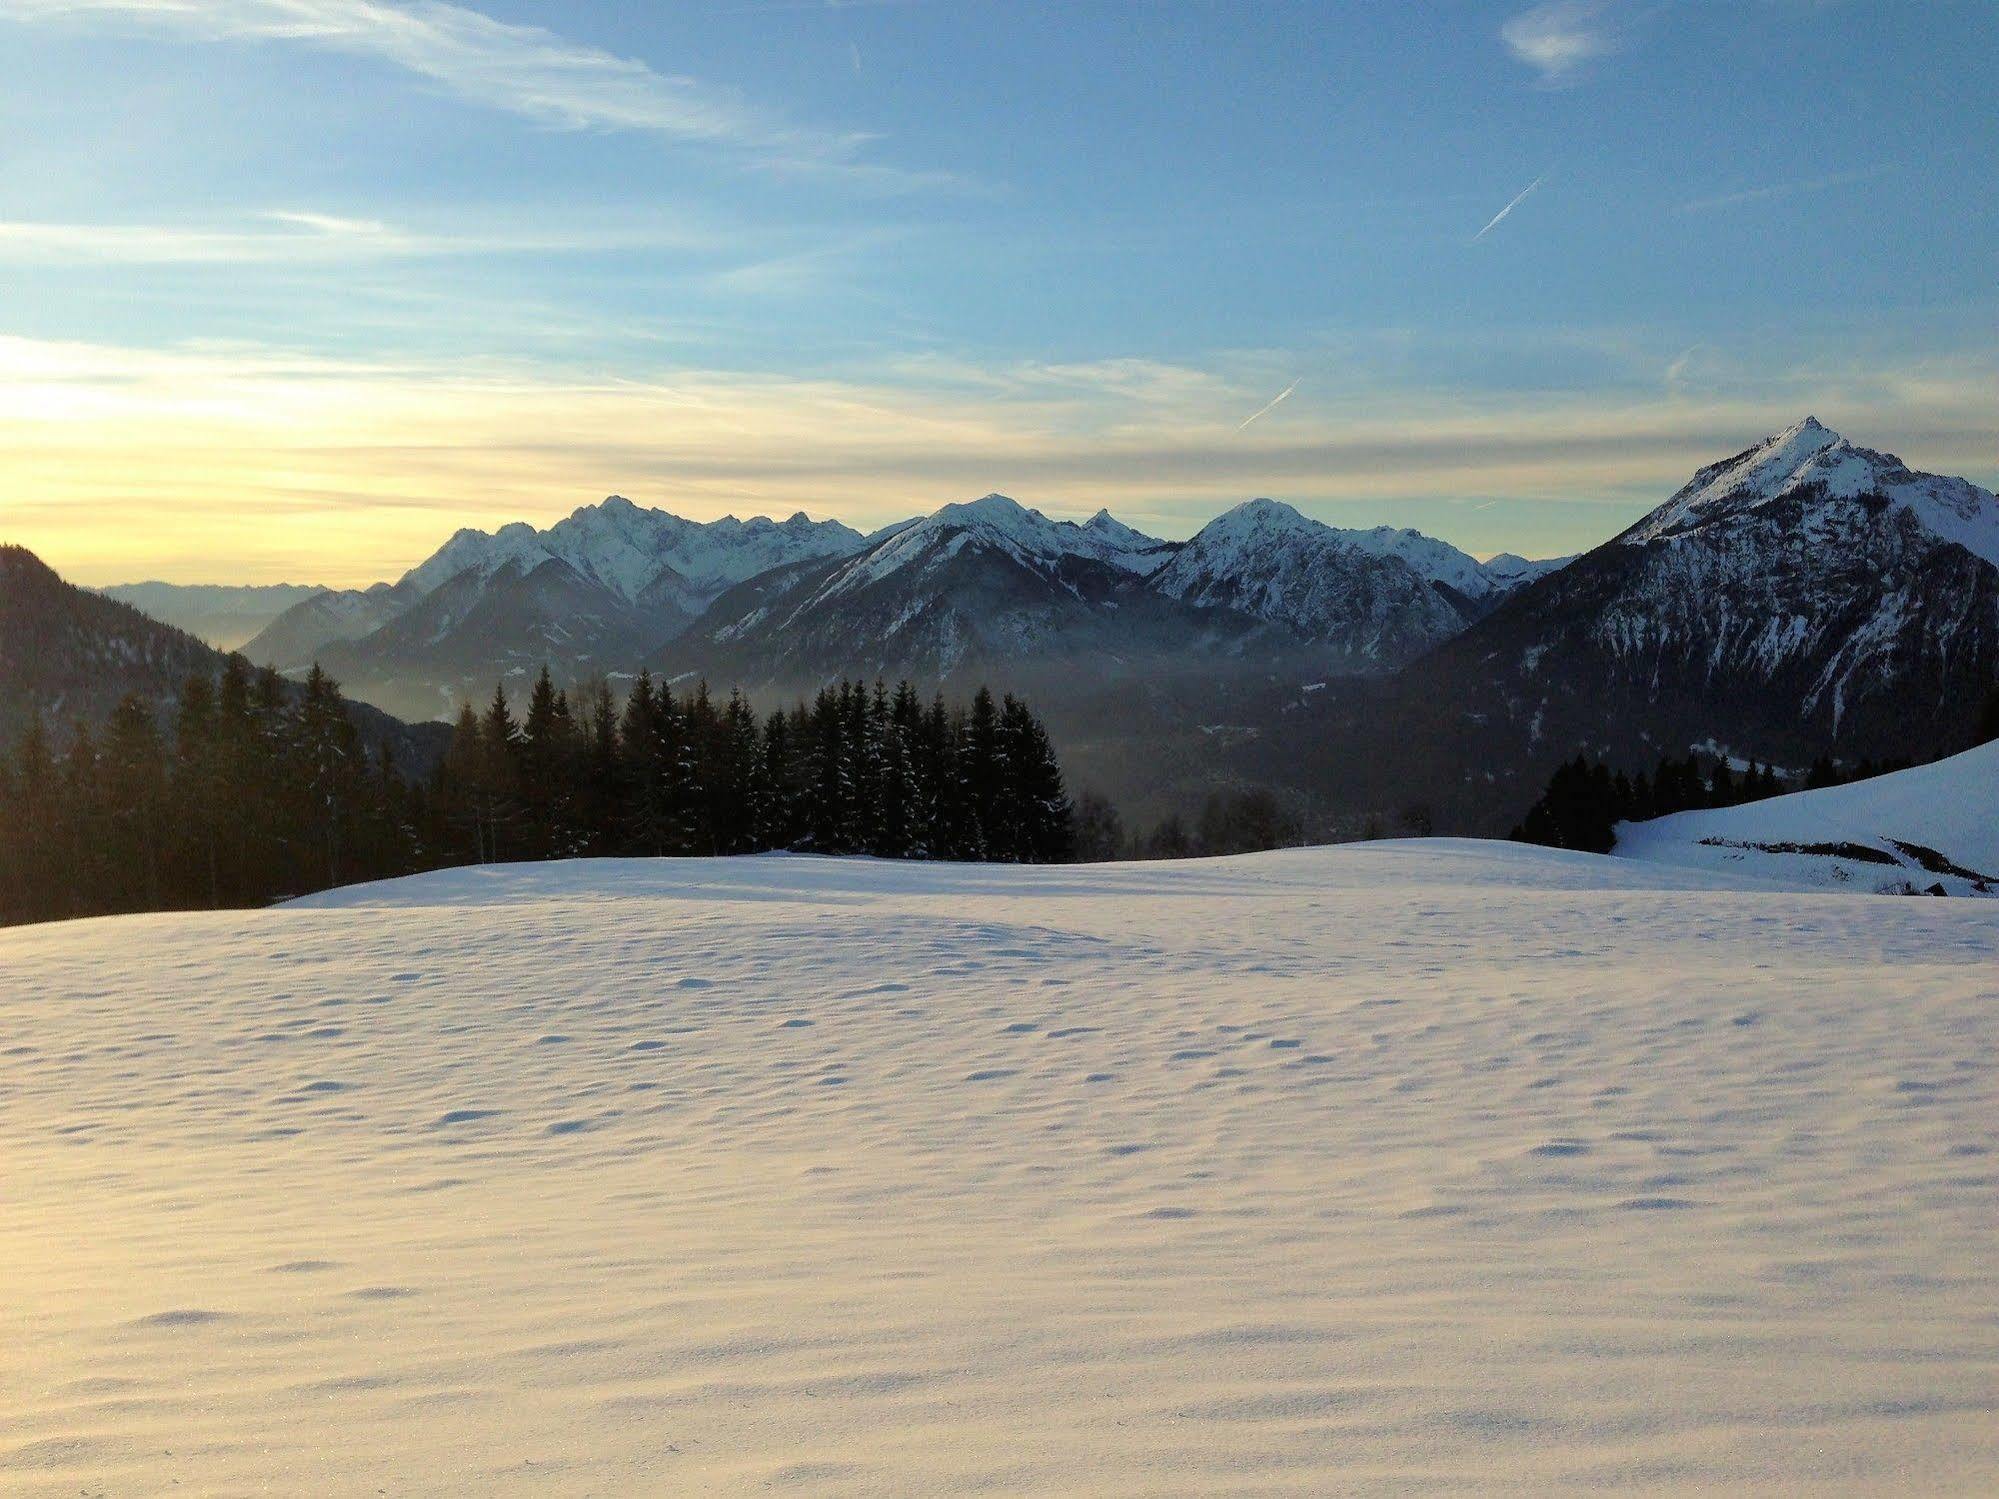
[1,0,1994,583]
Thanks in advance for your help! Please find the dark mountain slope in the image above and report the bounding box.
[0,545,448,765]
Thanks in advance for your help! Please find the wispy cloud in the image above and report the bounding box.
[0,211,723,264]
[1676,165,1894,215]
[1500,2,1616,86]
[1471,173,1547,242]
[1236,378,1299,430]
[0,0,945,185]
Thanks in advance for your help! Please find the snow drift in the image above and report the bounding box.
[4,844,1995,1494]
[1616,738,1999,895]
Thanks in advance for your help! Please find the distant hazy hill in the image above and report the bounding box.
[97,581,327,650]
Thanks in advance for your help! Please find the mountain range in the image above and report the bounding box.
[233,491,1566,719]
[1241,417,1999,831]
[35,416,1999,832]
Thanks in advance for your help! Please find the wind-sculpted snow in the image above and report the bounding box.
[4,846,1995,1495]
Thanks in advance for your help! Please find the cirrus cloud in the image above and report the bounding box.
[0,0,952,187]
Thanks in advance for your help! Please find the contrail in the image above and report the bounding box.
[1472,173,1547,242]
[1237,378,1300,431]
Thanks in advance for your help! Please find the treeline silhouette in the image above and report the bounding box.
[0,659,1075,927]
[1077,787,1309,862]
[1510,751,1915,854]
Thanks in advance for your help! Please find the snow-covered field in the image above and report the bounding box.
[3,845,1995,1495]
[1617,740,1998,896]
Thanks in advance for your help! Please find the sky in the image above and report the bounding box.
[1,0,1994,586]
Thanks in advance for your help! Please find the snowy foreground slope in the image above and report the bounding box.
[3,847,1996,1496]
[1617,739,1999,896]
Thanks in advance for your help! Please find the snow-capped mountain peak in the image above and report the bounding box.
[393,498,868,607]
[1625,416,1999,567]
[817,493,1170,600]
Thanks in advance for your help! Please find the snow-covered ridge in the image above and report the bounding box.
[766,492,1175,624]
[390,492,1560,613]
[397,496,869,605]
[1154,498,1556,607]
[1624,416,1999,568]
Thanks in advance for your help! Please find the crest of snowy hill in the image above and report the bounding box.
[1624,416,1999,567]
[1479,551,1575,589]
[1616,738,1999,896]
[689,493,1205,684]
[1157,500,1562,607]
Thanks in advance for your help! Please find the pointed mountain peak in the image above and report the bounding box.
[1080,507,1155,544]
[1624,420,1999,567]
[1763,413,1843,454]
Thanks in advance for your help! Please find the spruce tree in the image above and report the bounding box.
[101,695,167,909]
[961,687,1005,860]
[171,671,225,908]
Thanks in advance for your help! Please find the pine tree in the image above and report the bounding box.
[3,718,60,922]
[101,695,167,909]
[292,664,366,890]
[806,685,848,852]
[960,687,1005,860]
[999,694,1072,862]
[478,683,523,862]
[758,707,798,849]
[521,667,578,858]
[579,680,623,854]
[212,654,265,903]
[709,690,762,854]
[171,671,225,908]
